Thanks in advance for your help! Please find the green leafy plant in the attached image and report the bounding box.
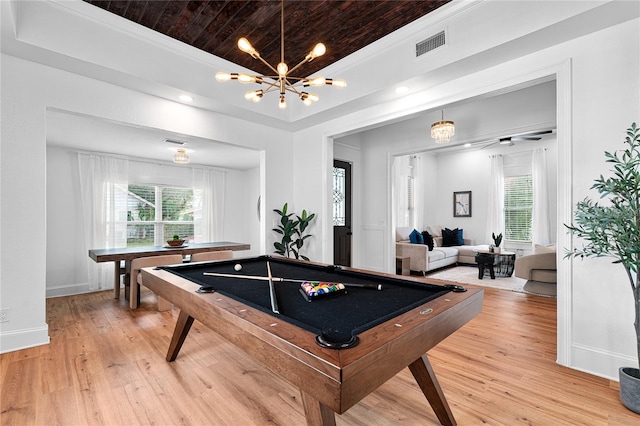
[565,122,640,371]
[273,203,316,261]
[492,232,503,247]
[172,234,181,240]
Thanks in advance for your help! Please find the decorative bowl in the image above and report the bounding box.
[166,239,186,247]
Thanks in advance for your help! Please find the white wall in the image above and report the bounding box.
[224,166,261,258]
[563,19,639,378]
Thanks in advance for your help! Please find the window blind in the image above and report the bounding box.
[126,184,194,246]
[504,175,532,242]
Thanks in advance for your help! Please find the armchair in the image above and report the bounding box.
[514,245,557,284]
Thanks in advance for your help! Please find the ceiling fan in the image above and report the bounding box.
[481,129,554,148]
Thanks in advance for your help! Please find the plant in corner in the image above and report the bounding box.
[565,122,640,413]
[273,203,316,261]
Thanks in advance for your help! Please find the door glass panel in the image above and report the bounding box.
[333,166,346,226]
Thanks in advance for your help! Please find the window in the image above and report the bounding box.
[504,175,533,242]
[333,166,346,226]
[126,184,195,246]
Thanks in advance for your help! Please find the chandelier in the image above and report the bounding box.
[173,148,190,164]
[215,0,346,110]
[431,110,455,144]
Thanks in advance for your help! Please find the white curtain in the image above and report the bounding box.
[486,154,504,243]
[393,156,410,227]
[413,155,424,231]
[78,153,129,291]
[192,167,225,242]
[532,147,551,245]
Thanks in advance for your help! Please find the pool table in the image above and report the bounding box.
[141,255,483,426]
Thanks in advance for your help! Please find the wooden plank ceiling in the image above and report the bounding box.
[83,0,451,77]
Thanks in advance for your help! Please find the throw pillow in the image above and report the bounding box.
[421,231,434,251]
[409,229,424,244]
[442,228,464,246]
[396,227,412,242]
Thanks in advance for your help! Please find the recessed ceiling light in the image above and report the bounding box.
[179,94,193,102]
[395,86,410,94]
[464,143,472,148]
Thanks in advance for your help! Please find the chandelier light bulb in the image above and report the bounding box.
[277,62,288,77]
[238,38,258,57]
[245,90,264,103]
[304,76,325,87]
[238,73,256,83]
[215,72,232,82]
[300,92,319,106]
[279,95,287,110]
[307,43,326,61]
[326,78,347,88]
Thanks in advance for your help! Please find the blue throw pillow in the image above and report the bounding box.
[409,229,424,244]
[442,228,464,246]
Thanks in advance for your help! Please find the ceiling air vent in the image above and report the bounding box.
[163,138,186,146]
[416,30,446,57]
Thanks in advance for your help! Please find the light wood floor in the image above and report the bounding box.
[2,282,638,425]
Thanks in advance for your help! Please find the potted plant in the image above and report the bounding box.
[565,122,639,413]
[491,232,503,253]
[273,203,316,261]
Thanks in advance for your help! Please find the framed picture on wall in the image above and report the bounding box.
[453,191,472,217]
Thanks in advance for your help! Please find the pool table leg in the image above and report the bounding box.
[408,354,456,426]
[300,390,336,426]
[166,310,194,362]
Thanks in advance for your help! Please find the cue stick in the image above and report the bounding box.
[202,271,383,290]
[266,261,280,314]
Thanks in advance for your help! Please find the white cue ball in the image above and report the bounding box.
[234,264,242,271]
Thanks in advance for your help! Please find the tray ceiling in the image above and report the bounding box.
[83,0,451,76]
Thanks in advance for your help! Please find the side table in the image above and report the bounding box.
[475,253,496,279]
[396,256,410,276]
[475,250,516,279]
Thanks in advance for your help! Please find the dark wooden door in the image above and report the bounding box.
[333,160,352,266]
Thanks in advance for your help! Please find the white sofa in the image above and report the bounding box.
[395,226,483,274]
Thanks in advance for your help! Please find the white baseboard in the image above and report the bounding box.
[46,282,114,298]
[0,324,50,354]
[571,342,637,381]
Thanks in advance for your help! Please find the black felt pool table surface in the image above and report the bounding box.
[161,256,452,343]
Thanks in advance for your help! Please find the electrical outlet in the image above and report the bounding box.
[0,308,10,323]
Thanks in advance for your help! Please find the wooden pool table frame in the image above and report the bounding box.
[141,259,483,426]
